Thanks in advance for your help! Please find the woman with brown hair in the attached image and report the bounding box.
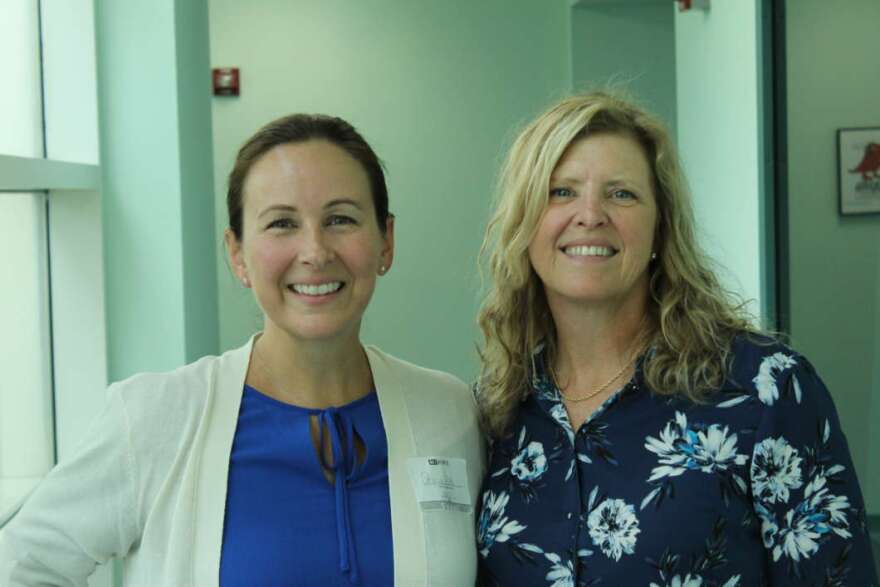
[476,91,877,585]
[0,114,484,586]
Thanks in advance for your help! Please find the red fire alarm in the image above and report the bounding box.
[677,0,709,11]
[213,68,240,96]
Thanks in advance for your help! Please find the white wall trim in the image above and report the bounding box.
[0,155,100,192]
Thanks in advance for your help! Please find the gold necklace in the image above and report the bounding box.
[550,341,642,404]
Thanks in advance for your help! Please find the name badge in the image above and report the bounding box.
[407,456,471,512]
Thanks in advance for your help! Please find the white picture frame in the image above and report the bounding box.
[837,127,880,215]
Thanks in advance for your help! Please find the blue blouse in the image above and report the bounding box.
[220,385,393,586]
[478,336,878,586]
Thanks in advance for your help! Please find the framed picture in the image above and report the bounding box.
[837,127,880,215]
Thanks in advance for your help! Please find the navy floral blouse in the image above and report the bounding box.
[478,336,878,586]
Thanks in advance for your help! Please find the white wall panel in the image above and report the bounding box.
[48,190,108,460]
[0,0,44,158]
[42,0,101,164]
[675,1,766,321]
[0,194,55,514]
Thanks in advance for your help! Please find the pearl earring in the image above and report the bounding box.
[650,252,657,261]
[379,265,387,275]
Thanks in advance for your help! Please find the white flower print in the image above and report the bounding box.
[544,553,574,587]
[756,502,778,547]
[801,474,852,539]
[694,423,748,474]
[587,498,640,561]
[650,574,741,587]
[757,472,852,563]
[510,441,549,482]
[548,402,575,445]
[751,437,802,504]
[644,412,748,482]
[776,511,820,562]
[752,352,798,405]
[477,490,526,557]
[650,574,703,587]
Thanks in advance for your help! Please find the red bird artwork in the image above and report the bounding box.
[850,142,880,181]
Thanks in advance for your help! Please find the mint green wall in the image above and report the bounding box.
[571,3,676,133]
[785,0,880,514]
[95,0,218,382]
[674,0,767,321]
[209,0,572,381]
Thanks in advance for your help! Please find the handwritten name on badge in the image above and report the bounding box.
[407,457,471,512]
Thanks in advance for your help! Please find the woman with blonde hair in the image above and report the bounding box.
[476,91,877,585]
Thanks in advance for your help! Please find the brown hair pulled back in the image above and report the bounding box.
[226,114,390,240]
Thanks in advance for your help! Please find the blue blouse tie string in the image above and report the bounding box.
[317,407,362,585]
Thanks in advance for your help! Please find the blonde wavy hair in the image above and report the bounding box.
[477,90,756,439]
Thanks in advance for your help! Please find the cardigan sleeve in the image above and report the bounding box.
[748,354,878,585]
[0,386,140,586]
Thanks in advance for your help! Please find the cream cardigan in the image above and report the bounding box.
[0,339,486,586]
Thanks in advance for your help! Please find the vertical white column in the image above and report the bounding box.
[41,0,100,165]
[0,0,43,159]
[674,0,766,321]
[0,0,53,516]
[41,0,106,461]
[0,194,55,514]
